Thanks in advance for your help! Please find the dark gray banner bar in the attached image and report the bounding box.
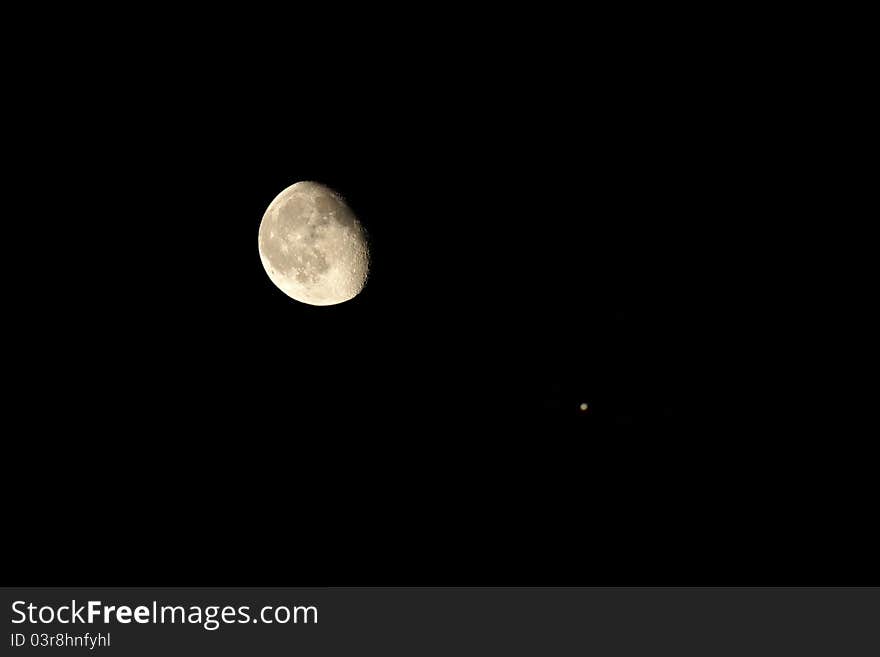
[2,588,877,655]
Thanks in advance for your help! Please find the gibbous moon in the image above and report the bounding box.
[258,181,369,306]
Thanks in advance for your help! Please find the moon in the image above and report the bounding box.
[258,181,369,306]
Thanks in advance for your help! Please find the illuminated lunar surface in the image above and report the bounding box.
[258,181,369,305]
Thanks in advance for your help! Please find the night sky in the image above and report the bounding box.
[5,12,871,586]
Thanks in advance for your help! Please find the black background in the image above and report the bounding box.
[4,10,873,585]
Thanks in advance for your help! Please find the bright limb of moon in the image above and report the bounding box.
[258,181,369,306]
